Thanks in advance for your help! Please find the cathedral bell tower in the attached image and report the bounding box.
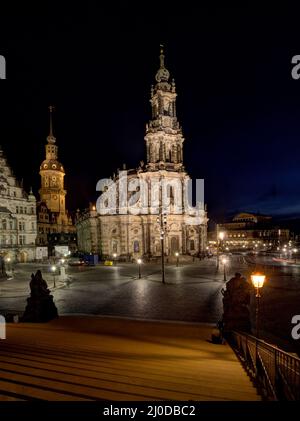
[145,46,184,171]
[39,106,66,216]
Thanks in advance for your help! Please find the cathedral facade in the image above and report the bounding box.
[36,107,76,250]
[76,49,208,259]
[0,146,37,262]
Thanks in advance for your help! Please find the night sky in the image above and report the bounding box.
[1,5,300,224]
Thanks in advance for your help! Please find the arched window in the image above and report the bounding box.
[167,185,174,205]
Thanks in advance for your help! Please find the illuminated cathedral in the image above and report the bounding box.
[76,48,208,259]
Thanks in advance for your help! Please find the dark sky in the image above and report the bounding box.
[1,4,300,223]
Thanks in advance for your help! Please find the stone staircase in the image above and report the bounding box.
[0,317,261,401]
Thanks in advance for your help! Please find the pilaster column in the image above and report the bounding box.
[182,224,186,254]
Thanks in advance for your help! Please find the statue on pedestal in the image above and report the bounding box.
[221,272,251,333]
[22,270,58,322]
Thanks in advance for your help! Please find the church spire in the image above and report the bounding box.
[47,105,56,144]
[145,48,184,171]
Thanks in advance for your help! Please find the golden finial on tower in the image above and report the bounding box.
[48,105,55,137]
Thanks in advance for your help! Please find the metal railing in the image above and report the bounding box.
[229,331,300,400]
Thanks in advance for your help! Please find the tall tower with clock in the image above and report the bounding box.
[39,106,66,216]
[37,106,75,250]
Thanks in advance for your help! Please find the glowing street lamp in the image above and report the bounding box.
[137,258,142,279]
[113,253,117,266]
[51,265,57,288]
[251,272,266,339]
[175,252,179,267]
[217,230,225,269]
[222,257,228,282]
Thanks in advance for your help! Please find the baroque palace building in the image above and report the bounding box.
[0,146,37,262]
[76,48,208,259]
[209,212,290,251]
[37,107,76,252]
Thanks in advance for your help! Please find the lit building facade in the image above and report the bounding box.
[76,49,208,259]
[0,146,37,262]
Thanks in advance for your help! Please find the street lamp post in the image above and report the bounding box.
[251,272,266,339]
[60,258,66,282]
[175,252,179,267]
[113,253,117,266]
[222,257,227,282]
[293,248,298,264]
[51,265,57,288]
[137,258,142,279]
[157,206,167,284]
[251,272,266,377]
[5,257,11,272]
[217,231,225,270]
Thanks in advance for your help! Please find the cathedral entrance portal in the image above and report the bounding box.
[111,239,119,256]
[170,236,179,254]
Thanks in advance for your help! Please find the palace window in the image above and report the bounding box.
[133,240,140,253]
[190,239,195,251]
[18,222,25,231]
